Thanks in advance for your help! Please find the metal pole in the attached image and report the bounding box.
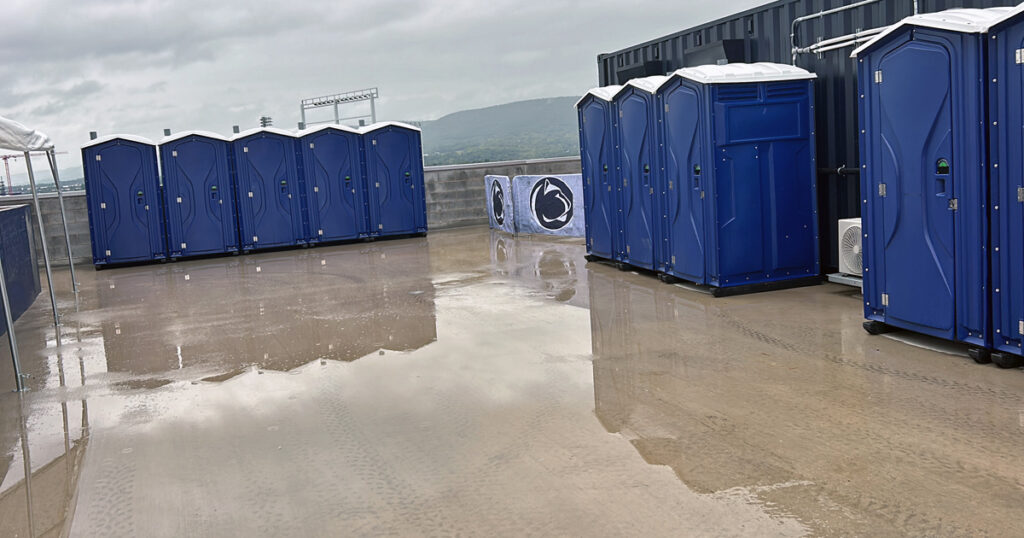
[17,393,35,538]
[790,0,882,63]
[370,96,377,124]
[46,150,77,293]
[300,107,306,130]
[24,153,60,330]
[333,103,340,124]
[0,252,23,391]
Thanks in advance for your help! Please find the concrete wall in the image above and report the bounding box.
[0,156,582,266]
[0,192,90,266]
[425,156,581,229]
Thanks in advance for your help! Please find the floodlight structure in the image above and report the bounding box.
[299,87,378,129]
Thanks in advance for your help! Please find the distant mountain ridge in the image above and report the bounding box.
[419,96,580,166]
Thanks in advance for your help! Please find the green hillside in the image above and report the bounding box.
[420,96,580,166]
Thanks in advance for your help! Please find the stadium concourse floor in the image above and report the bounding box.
[0,225,1022,536]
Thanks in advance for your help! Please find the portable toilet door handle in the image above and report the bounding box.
[936,158,950,197]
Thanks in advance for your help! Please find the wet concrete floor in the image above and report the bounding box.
[0,225,1023,536]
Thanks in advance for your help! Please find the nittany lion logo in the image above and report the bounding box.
[491,181,505,226]
[530,177,573,231]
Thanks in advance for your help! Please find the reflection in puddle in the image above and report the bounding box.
[0,227,1021,536]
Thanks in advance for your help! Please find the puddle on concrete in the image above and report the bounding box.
[0,227,1022,536]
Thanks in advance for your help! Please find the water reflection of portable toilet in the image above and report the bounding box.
[360,122,427,238]
[576,85,622,262]
[299,124,370,243]
[81,135,167,266]
[853,8,1005,359]
[655,63,819,295]
[231,128,307,252]
[159,131,239,258]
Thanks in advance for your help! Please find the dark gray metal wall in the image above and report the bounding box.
[597,0,1016,272]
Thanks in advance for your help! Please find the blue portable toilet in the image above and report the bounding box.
[360,122,427,237]
[985,5,1024,368]
[576,85,622,262]
[298,124,370,243]
[612,76,668,271]
[853,9,1003,358]
[231,127,307,251]
[159,131,239,258]
[81,135,167,266]
[656,64,820,295]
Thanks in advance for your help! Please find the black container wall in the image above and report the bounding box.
[597,0,1017,272]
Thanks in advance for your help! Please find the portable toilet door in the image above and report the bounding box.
[159,131,239,258]
[986,5,1024,367]
[853,8,1000,350]
[361,122,427,237]
[691,64,820,293]
[299,124,370,242]
[81,135,167,266]
[231,128,307,251]
[656,75,707,284]
[612,75,668,271]
[576,85,621,262]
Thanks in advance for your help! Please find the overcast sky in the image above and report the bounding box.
[2,0,766,170]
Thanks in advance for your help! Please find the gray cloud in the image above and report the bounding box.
[2,0,767,170]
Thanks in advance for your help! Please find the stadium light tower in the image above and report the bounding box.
[299,87,378,129]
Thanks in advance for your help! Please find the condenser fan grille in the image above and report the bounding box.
[841,225,862,275]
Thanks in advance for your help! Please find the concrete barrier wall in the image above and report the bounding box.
[0,155,583,266]
[0,192,90,266]
[425,156,581,229]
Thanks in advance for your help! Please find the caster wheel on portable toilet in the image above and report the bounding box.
[862,320,892,335]
[992,353,1024,369]
[615,263,629,272]
[968,347,992,364]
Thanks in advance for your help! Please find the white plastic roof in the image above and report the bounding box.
[574,85,623,108]
[159,130,230,144]
[852,7,1014,57]
[666,62,816,85]
[0,116,52,152]
[81,134,156,149]
[620,75,670,95]
[359,121,421,133]
[230,127,297,141]
[299,124,361,136]
[988,3,1024,31]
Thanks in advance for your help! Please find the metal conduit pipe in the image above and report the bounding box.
[791,0,884,63]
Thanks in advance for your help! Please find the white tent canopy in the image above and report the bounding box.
[0,115,53,152]
[0,115,76,390]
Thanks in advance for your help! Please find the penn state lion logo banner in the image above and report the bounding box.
[512,174,585,237]
[484,175,515,234]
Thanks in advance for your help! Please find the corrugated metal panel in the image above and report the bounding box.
[597,0,1017,271]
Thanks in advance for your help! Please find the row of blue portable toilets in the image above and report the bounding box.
[576,62,822,298]
[81,122,427,267]
[577,6,1024,368]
